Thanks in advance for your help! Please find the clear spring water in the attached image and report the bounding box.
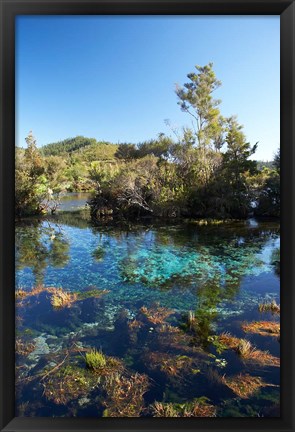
[15,208,280,417]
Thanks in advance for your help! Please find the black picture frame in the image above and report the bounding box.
[0,0,294,431]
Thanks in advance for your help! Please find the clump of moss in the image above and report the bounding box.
[50,289,78,308]
[221,373,274,399]
[150,398,216,417]
[242,321,280,337]
[102,372,150,417]
[219,332,280,367]
[85,349,107,370]
[139,304,174,325]
[85,349,122,375]
[258,300,280,315]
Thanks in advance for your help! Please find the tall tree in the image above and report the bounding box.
[176,63,224,151]
[175,63,225,186]
[220,117,258,217]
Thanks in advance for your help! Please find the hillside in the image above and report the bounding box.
[41,136,118,160]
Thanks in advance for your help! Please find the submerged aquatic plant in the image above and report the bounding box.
[92,246,105,262]
[16,285,109,309]
[242,321,280,337]
[186,310,197,330]
[42,365,99,405]
[221,373,277,399]
[85,349,107,370]
[76,288,109,301]
[219,333,280,367]
[258,300,280,315]
[50,289,78,308]
[150,398,216,417]
[15,337,35,357]
[139,304,174,325]
[237,339,252,357]
[15,289,28,299]
[102,372,150,417]
[143,351,194,377]
[85,349,122,375]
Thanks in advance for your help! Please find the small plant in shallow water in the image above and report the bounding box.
[221,373,278,399]
[15,337,35,356]
[186,310,196,330]
[42,365,99,405]
[15,289,27,299]
[218,332,280,367]
[258,300,280,315]
[85,349,107,370]
[50,289,78,308]
[143,351,194,377]
[139,304,174,325]
[207,335,227,354]
[237,339,252,356]
[150,398,216,417]
[102,372,150,417]
[242,321,280,337]
[76,288,109,301]
[85,349,122,374]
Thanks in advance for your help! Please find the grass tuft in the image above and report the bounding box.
[151,399,216,417]
[258,300,280,315]
[242,321,280,337]
[50,289,78,308]
[221,373,277,399]
[219,332,280,367]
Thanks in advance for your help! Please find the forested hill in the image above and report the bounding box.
[41,136,118,158]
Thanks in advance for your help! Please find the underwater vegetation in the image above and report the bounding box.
[219,333,280,367]
[102,372,150,417]
[139,304,174,325]
[42,364,100,405]
[258,300,280,314]
[150,399,216,417]
[143,351,195,378]
[220,374,278,399]
[50,290,78,308]
[242,321,280,337]
[85,349,122,375]
[15,338,36,357]
[16,285,109,309]
[15,218,280,417]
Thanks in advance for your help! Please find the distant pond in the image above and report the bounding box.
[15,208,280,418]
[57,191,94,211]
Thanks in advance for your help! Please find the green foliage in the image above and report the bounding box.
[18,65,279,220]
[115,143,138,160]
[254,150,280,217]
[15,132,49,217]
[85,349,107,370]
[176,62,224,151]
[41,136,97,156]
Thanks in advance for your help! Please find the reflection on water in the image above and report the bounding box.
[15,213,280,417]
[58,192,94,211]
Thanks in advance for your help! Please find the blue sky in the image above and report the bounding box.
[16,15,279,160]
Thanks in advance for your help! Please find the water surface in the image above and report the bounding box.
[15,210,280,418]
